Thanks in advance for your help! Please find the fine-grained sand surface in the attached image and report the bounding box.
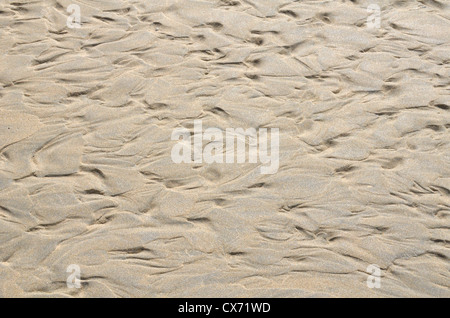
[0,0,449,297]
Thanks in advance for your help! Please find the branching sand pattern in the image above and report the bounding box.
[0,0,449,297]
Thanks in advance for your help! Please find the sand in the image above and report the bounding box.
[0,0,449,297]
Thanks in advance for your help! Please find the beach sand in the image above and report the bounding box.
[0,0,449,297]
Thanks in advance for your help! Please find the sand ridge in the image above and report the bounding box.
[0,0,449,297]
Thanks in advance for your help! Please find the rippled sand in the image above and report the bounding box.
[0,0,449,297]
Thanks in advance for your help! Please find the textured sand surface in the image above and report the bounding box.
[0,0,449,297]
